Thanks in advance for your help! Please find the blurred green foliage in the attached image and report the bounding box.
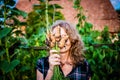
[0,0,27,80]
[0,0,64,80]
[74,0,120,80]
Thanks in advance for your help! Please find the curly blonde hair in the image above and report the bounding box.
[49,20,85,66]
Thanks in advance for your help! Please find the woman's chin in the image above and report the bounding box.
[60,50,66,53]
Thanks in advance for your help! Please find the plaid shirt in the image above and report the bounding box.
[36,57,91,80]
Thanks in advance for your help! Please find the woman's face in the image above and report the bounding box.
[53,27,71,53]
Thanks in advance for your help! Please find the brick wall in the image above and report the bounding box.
[16,0,120,32]
[81,0,120,32]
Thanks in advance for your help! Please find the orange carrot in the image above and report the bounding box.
[54,26,60,38]
[58,35,68,48]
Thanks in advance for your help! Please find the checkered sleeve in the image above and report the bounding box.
[86,61,92,79]
[36,58,44,74]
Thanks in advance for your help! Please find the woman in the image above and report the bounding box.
[36,20,91,80]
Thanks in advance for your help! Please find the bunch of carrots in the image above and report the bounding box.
[46,26,69,80]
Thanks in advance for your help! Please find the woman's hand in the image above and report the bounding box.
[48,50,61,71]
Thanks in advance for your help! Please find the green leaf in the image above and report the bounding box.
[49,4,63,9]
[82,15,86,20]
[102,45,109,49]
[40,33,46,42]
[39,0,45,2]
[91,31,100,38]
[92,74,99,80]
[84,22,93,29]
[0,60,9,72]
[11,8,27,18]
[0,27,12,39]
[0,50,5,56]
[7,59,20,73]
[0,60,20,73]
[10,59,20,69]
[99,53,104,61]
[20,66,30,72]
[93,51,97,58]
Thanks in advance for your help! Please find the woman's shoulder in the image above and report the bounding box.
[77,59,89,66]
[76,59,90,72]
[83,59,89,66]
[36,56,49,73]
[81,59,92,78]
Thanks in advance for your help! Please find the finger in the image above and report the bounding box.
[49,55,61,65]
[49,59,60,66]
[50,59,61,65]
[49,55,60,62]
[53,54,60,58]
[50,54,60,59]
[54,57,61,62]
[50,50,59,55]
[54,62,61,65]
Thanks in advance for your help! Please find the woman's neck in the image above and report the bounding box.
[60,51,72,65]
[60,51,69,60]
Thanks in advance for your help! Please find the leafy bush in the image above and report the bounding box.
[73,0,120,80]
[0,0,27,80]
[79,24,120,80]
